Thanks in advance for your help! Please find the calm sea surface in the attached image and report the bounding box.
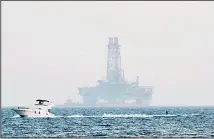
[2,107,214,138]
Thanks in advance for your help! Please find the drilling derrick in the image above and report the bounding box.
[107,37,123,83]
[77,37,154,106]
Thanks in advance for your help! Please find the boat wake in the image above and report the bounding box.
[60,113,201,118]
[12,113,201,118]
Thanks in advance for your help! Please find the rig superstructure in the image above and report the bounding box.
[78,37,153,106]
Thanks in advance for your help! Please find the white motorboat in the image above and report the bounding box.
[12,99,56,117]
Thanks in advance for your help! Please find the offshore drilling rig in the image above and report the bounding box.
[78,37,153,106]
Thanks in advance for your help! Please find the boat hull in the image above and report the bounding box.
[12,108,55,118]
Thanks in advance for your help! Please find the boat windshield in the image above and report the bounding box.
[35,101,49,106]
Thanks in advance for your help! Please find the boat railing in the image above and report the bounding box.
[35,104,48,106]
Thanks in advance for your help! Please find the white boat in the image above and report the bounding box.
[12,99,56,117]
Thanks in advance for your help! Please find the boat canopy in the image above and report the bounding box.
[36,99,49,102]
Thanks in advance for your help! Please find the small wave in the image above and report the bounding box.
[12,115,20,118]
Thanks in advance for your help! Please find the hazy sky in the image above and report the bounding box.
[2,1,214,107]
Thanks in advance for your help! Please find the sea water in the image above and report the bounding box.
[2,107,214,138]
